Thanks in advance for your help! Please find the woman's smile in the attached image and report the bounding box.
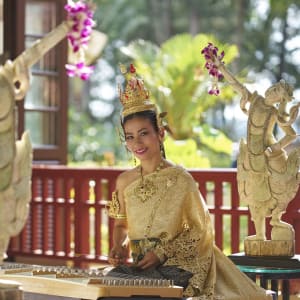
[135,148,147,155]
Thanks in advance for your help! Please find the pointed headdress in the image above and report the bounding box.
[119,63,157,119]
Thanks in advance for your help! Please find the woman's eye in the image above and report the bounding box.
[125,135,133,141]
[140,131,148,136]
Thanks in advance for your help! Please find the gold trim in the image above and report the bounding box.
[107,191,127,219]
[122,103,156,118]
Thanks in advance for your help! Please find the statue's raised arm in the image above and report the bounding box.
[4,21,71,101]
[201,43,251,114]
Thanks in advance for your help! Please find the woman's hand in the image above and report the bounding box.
[108,245,127,266]
[136,251,160,270]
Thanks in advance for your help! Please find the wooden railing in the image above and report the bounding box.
[7,165,300,267]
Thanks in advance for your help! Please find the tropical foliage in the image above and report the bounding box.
[121,34,239,140]
[68,0,300,167]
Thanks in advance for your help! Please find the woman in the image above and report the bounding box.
[107,64,272,299]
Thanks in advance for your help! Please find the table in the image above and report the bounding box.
[229,253,300,300]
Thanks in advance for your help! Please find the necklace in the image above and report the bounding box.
[134,160,164,203]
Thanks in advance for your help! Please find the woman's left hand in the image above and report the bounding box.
[136,251,160,269]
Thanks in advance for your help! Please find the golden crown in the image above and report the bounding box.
[119,63,157,118]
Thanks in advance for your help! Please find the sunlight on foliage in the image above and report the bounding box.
[195,124,233,155]
[119,33,238,168]
[121,33,239,140]
[164,135,211,168]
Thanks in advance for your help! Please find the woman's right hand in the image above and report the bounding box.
[108,245,127,266]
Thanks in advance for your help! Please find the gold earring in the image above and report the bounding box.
[133,156,137,166]
[160,143,165,158]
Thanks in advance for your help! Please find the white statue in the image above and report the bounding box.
[0,21,72,264]
[202,43,300,256]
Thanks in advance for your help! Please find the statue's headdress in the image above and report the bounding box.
[119,63,157,119]
[265,79,294,102]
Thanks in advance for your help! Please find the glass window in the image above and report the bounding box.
[25,111,58,145]
[25,76,59,109]
[25,1,57,35]
[22,0,68,163]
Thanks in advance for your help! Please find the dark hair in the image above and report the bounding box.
[121,110,159,132]
[121,110,166,158]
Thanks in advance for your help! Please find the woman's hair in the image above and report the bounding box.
[121,110,159,132]
[121,110,166,158]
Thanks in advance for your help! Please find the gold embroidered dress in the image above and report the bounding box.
[115,166,271,299]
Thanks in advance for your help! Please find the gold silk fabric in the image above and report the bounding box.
[123,166,272,299]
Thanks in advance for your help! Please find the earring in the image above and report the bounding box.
[125,146,137,166]
[160,143,165,158]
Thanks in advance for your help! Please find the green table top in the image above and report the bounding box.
[229,252,300,269]
[237,265,300,274]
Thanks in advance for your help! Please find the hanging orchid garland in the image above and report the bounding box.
[65,0,96,80]
[201,43,225,95]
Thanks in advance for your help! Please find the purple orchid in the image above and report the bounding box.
[201,43,225,95]
[65,0,96,80]
[65,62,95,81]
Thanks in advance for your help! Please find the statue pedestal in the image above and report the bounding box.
[244,239,295,257]
[0,238,8,265]
[0,279,23,300]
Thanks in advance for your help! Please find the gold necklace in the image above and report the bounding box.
[135,160,164,203]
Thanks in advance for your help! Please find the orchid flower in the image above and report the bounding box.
[65,0,96,80]
[201,43,225,95]
[65,61,95,81]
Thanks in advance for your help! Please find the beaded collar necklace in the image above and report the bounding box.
[135,160,165,203]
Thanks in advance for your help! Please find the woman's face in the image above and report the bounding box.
[123,117,162,161]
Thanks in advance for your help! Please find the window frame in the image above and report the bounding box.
[4,0,68,164]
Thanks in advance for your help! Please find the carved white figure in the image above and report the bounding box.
[201,44,300,255]
[0,21,72,263]
[216,59,300,249]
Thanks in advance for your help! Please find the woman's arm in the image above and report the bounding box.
[108,174,129,266]
[108,218,129,266]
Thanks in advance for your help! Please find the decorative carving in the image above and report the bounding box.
[0,21,72,264]
[203,44,300,256]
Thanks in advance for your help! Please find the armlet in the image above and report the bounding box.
[107,191,127,219]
